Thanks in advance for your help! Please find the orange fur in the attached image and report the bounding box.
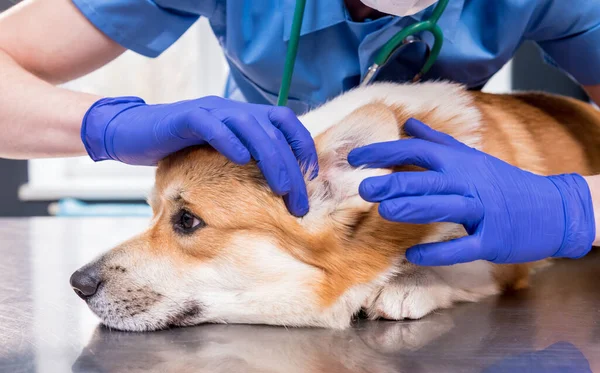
[82,85,600,332]
[146,90,600,309]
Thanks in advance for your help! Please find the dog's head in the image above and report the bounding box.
[70,102,439,331]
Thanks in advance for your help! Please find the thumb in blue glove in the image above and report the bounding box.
[348,118,595,266]
[81,96,318,217]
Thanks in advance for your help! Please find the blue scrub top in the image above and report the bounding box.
[72,0,600,114]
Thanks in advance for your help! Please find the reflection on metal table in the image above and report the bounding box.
[0,218,599,372]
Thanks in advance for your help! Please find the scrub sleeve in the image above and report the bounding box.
[71,0,210,57]
[526,1,600,86]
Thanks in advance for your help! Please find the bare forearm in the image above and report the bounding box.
[583,175,600,246]
[582,86,600,245]
[0,49,100,158]
[0,0,125,159]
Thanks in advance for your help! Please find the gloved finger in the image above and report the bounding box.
[348,139,447,171]
[403,118,471,150]
[272,130,310,216]
[405,235,485,266]
[211,109,291,195]
[359,171,470,202]
[378,195,483,225]
[181,109,251,165]
[268,106,319,179]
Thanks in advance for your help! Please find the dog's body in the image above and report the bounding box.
[72,82,600,331]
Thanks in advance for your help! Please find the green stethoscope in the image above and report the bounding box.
[276,0,449,107]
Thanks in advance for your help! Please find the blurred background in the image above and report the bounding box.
[0,0,590,217]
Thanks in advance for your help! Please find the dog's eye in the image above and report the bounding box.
[173,210,205,234]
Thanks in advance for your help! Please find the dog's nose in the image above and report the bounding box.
[70,266,102,300]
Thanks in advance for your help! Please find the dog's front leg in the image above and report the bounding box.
[363,261,500,320]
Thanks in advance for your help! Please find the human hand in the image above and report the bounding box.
[348,118,595,265]
[81,96,318,216]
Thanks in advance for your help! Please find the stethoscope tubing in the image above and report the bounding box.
[277,0,449,107]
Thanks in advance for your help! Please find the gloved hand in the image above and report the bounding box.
[483,342,591,373]
[348,118,595,266]
[81,96,318,216]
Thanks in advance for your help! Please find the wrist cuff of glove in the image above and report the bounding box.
[81,97,146,162]
[548,174,596,259]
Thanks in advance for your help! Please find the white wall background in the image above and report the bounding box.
[482,61,513,94]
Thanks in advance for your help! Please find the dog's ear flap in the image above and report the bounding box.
[303,103,402,230]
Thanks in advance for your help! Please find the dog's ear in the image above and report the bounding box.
[303,102,402,231]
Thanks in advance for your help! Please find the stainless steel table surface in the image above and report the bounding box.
[1,217,600,373]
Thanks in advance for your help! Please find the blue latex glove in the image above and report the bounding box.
[81,96,318,216]
[348,118,595,266]
[483,342,591,373]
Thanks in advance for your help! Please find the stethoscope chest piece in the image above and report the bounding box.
[278,0,449,105]
[361,35,432,86]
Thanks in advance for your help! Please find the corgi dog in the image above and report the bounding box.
[70,82,600,331]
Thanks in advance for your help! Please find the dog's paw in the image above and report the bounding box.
[363,262,502,321]
[366,277,454,320]
[357,314,455,352]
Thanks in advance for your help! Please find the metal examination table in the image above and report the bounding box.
[1,218,599,372]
